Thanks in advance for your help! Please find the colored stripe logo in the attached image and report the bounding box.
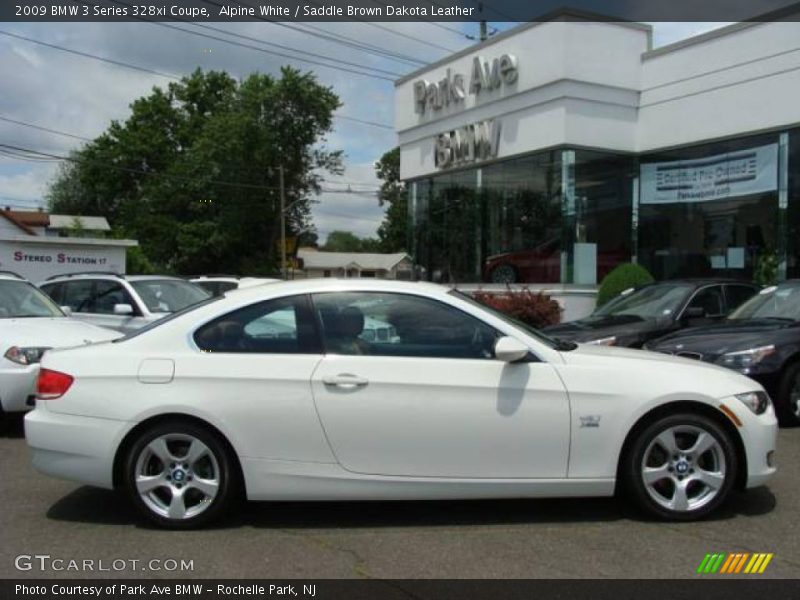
[697,553,773,574]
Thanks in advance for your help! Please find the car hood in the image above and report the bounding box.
[647,319,799,355]
[543,315,664,343]
[0,317,121,349]
[560,343,760,398]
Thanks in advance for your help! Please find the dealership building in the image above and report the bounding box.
[395,11,800,286]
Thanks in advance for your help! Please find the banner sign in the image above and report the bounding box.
[640,143,778,204]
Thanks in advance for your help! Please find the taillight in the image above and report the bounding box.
[36,368,74,400]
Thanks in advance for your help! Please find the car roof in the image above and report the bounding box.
[220,278,447,301]
[42,273,185,283]
[644,278,759,288]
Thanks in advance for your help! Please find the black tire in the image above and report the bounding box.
[622,413,738,521]
[490,264,517,284]
[775,362,800,427]
[124,421,238,529]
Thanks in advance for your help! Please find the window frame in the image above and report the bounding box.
[191,293,323,355]
[678,284,726,319]
[309,290,505,361]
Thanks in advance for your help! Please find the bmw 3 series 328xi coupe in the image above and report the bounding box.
[25,280,777,528]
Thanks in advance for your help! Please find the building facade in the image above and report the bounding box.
[0,209,137,282]
[395,13,800,285]
[297,249,414,279]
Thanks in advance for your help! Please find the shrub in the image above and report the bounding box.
[597,263,654,307]
[472,288,562,329]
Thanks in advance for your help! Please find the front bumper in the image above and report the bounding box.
[719,395,778,488]
[25,406,129,489]
[0,363,38,413]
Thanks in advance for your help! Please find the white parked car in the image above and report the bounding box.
[39,273,211,333]
[190,275,279,297]
[25,279,777,528]
[0,272,119,415]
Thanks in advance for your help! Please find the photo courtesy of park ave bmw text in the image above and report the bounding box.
[0,0,799,597]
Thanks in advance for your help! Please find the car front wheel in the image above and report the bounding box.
[624,413,737,520]
[124,421,237,528]
[490,265,517,284]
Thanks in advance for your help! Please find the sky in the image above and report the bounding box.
[0,19,730,243]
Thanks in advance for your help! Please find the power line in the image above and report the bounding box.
[0,115,93,142]
[201,0,429,67]
[303,0,460,53]
[368,0,469,37]
[0,141,381,195]
[98,0,400,81]
[0,29,182,80]
[0,33,394,130]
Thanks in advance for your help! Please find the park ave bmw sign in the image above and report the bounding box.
[413,54,519,114]
[412,54,517,169]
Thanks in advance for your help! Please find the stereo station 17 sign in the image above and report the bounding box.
[640,143,778,204]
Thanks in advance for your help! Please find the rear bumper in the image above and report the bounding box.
[0,363,38,413]
[24,407,128,489]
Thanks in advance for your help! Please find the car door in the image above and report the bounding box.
[681,285,726,326]
[189,294,331,462]
[309,291,571,479]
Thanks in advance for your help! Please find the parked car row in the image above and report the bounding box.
[543,278,800,426]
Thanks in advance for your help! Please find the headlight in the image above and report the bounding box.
[734,391,771,415]
[715,345,775,369]
[4,346,51,365]
[585,336,617,346]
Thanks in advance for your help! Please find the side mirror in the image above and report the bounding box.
[683,306,706,320]
[494,336,530,363]
[113,303,134,316]
[60,306,73,317]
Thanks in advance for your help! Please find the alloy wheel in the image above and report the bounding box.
[134,433,220,520]
[640,425,726,513]
[790,373,800,419]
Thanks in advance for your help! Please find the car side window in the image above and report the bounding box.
[40,282,63,304]
[194,295,319,354]
[312,292,499,359]
[686,286,725,317]
[93,280,137,315]
[725,285,757,313]
[60,280,96,313]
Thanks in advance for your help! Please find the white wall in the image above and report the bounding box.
[397,18,800,180]
[396,20,649,180]
[0,240,127,283]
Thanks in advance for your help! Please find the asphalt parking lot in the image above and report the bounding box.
[0,414,798,580]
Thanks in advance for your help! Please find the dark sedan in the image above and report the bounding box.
[543,279,759,348]
[646,281,800,426]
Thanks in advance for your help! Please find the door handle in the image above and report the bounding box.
[322,374,369,389]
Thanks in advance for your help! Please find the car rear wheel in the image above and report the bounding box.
[776,362,800,427]
[124,421,237,528]
[490,265,517,284]
[624,413,737,520]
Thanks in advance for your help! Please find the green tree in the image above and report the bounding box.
[48,68,343,275]
[322,230,380,252]
[374,147,408,253]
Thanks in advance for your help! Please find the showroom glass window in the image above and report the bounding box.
[312,292,499,359]
[788,128,800,279]
[638,132,781,281]
[193,295,319,354]
[570,150,635,284]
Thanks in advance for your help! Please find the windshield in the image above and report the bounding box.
[450,289,564,350]
[594,283,694,319]
[0,280,64,318]
[130,279,211,313]
[729,283,800,321]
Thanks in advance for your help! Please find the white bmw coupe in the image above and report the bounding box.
[25,279,777,528]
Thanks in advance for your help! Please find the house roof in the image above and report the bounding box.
[0,210,44,235]
[298,250,410,271]
[48,215,111,231]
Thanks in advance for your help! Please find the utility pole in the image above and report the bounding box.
[279,164,286,280]
[479,2,487,41]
